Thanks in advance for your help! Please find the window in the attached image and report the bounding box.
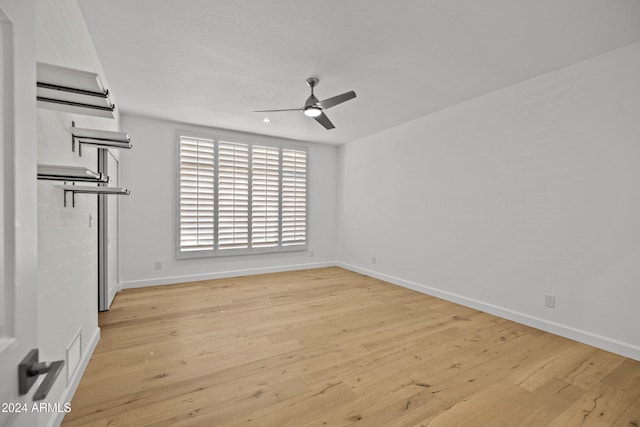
[177,134,307,258]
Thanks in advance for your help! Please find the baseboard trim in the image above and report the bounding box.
[337,261,640,361]
[120,261,338,289]
[47,327,101,427]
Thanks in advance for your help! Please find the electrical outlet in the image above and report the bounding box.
[154,261,162,271]
[309,250,315,257]
[372,257,377,265]
[544,294,556,309]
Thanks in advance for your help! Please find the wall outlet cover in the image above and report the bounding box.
[545,294,556,309]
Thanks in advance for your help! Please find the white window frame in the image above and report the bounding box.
[176,130,308,259]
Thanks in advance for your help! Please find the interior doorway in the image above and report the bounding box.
[98,148,120,311]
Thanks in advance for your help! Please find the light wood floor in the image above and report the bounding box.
[62,267,640,426]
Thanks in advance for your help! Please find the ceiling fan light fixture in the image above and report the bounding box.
[303,106,322,117]
[254,78,355,130]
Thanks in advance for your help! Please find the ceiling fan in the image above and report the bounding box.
[254,78,356,130]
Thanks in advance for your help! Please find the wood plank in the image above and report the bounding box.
[602,359,640,395]
[611,395,640,427]
[415,381,531,426]
[548,382,638,426]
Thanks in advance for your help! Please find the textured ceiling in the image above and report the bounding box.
[78,0,640,144]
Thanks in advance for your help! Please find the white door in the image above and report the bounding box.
[0,1,39,426]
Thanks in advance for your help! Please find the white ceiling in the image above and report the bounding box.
[78,0,640,145]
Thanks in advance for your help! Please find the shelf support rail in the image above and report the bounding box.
[36,81,109,98]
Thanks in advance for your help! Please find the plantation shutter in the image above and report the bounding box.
[251,145,280,248]
[281,148,307,246]
[177,134,307,257]
[178,136,215,253]
[218,141,249,250]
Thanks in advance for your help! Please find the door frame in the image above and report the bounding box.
[97,148,120,311]
[0,0,39,425]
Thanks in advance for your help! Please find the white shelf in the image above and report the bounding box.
[69,126,131,152]
[37,63,115,118]
[37,165,108,183]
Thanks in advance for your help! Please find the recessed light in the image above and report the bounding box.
[263,118,270,123]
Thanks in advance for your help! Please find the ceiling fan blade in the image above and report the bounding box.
[253,108,302,113]
[313,112,335,130]
[317,91,356,110]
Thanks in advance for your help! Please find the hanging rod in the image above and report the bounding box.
[36,96,115,113]
[54,184,130,208]
[69,122,132,155]
[37,82,108,98]
[37,165,108,183]
[36,62,116,119]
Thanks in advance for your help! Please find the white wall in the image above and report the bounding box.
[35,0,118,425]
[118,114,337,288]
[337,42,640,360]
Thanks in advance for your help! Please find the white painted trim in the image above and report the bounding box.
[120,261,337,289]
[337,261,640,362]
[46,327,101,427]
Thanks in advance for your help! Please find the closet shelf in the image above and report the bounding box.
[37,165,108,183]
[55,185,130,208]
[36,63,116,119]
[70,125,131,155]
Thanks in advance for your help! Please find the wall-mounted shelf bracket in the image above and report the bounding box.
[55,184,130,208]
[70,121,131,156]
